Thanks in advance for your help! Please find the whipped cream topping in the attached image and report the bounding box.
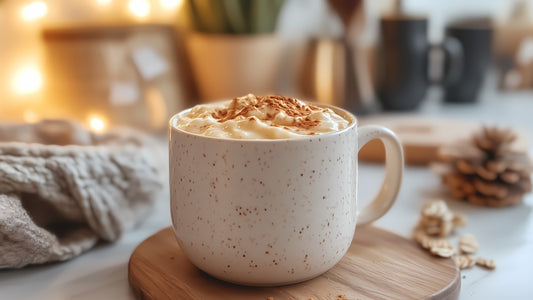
[175,94,350,139]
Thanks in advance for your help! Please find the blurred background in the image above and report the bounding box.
[1,0,532,132]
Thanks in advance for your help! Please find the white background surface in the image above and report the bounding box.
[1,87,533,299]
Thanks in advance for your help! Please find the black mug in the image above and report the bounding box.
[443,18,493,103]
[377,15,462,110]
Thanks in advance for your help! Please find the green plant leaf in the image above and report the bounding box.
[190,0,231,34]
[251,0,285,33]
[187,0,285,34]
[182,0,200,31]
[239,0,253,33]
[222,0,248,34]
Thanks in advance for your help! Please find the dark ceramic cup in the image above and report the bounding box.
[443,18,493,103]
[377,15,463,110]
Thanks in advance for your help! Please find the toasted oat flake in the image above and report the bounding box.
[425,238,453,251]
[430,246,456,258]
[454,255,476,269]
[422,200,448,218]
[452,213,468,227]
[459,234,479,254]
[476,258,496,269]
[415,200,467,238]
[413,200,496,272]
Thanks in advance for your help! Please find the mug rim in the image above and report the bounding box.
[380,14,428,22]
[169,101,357,143]
[446,17,493,31]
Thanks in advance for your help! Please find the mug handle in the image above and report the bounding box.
[356,125,404,225]
[430,36,464,86]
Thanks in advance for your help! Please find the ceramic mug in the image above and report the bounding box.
[377,15,463,110]
[443,18,493,103]
[169,104,403,286]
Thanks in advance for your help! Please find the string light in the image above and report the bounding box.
[159,0,182,10]
[21,1,48,21]
[12,65,43,95]
[96,0,112,6]
[23,110,39,123]
[87,114,108,132]
[128,0,151,18]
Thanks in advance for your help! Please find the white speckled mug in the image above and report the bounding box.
[169,104,403,286]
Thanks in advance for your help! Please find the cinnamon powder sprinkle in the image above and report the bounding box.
[211,94,323,129]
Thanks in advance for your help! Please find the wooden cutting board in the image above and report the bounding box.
[128,226,460,300]
[358,116,529,165]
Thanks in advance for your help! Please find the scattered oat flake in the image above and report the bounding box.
[266,297,274,300]
[430,246,456,258]
[459,234,479,254]
[452,213,468,227]
[454,255,476,269]
[413,200,496,272]
[414,231,453,251]
[422,200,448,218]
[415,200,466,238]
[337,295,349,300]
[476,258,496,269]
[427,239,453,251]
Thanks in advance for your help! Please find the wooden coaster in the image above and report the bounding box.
[129,226,460,300]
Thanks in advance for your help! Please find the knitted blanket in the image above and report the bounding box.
[0,120,163,268]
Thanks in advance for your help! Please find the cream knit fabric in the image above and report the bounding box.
[0,120,162,268]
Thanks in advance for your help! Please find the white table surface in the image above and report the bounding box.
[1,87,532,299]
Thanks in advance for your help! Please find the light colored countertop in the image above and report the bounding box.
[1,87,532,299]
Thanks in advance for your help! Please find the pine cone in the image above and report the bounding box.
[437,127,533,207]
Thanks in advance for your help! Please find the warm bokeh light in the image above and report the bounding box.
[145,86,168,130]
[96,0,112,6]
[88,115,108,132]
[159,0,182,10]
[12,66,43,95]
[23,110,39,123]
[128,0,151,18]
[21,1,48,21]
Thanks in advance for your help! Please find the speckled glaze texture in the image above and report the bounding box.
[169,106,403,286]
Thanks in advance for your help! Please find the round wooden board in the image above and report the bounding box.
[358,116,529,165]
[129,226,460,300]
